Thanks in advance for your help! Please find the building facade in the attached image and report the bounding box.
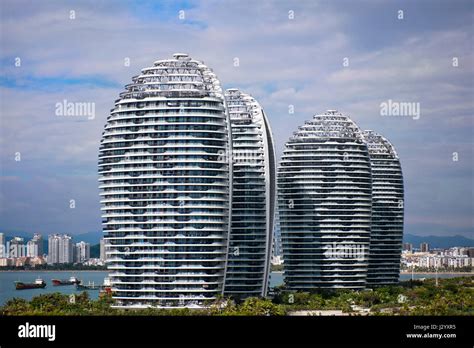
[9,237,25,258]
[48,234,73,264]
[362,130,404,286]
[75,241,91,263]
[100,238,108,261]
[27,233,43,258]
[277,110,373,290]
[223,88,275,299]
[59,235,73,264]
[48,234,60,264]
[98,53,232,308]
[420,242,430,253]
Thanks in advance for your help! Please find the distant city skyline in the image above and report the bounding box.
[1,1,473,238]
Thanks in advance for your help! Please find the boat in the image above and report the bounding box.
[99,277,113,296]
[52,276,81,286]
[76,281,100,290]
[15,278,46,290]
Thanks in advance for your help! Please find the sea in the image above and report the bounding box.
[0,271,107,305]
[0,271,471,306]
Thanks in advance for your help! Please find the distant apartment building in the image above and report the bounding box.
[468,248,474,258]
[48,234,73,264]
[100,238,108,261]
[59,235,73,263]
[401,247,473,270]
[27,233,43,257]
[75,241,90,263]
[0,258,11,267]
[48,235,60,264]
[10,237,26,258]
[419,256,472,269]
[420,243,430,253]
[403,243,413,252]
[0,233,5,248]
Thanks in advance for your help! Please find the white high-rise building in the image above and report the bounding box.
[48,234,73,264]
[75,241,91,263]
[362,131,404,286]
[223,88,276,299]
[100,238,108,261]
[48,234,60,264]
[9,237,25,258]
[27,233,43,257]
[59,235,73,264]
[278,110,373,290]
[98,54,232,308]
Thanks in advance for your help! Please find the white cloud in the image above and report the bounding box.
[0,0,472,237]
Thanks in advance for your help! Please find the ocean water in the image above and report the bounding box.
[0,271,109,306]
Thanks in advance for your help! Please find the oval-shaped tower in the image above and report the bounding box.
[223,88,276,299]
[277,110,372,290]
[98,53,232,308]
[362,130,404,286]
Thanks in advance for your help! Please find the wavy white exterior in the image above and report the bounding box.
[362,131,404,286]
[277,110,372,289]
[223,89,275,298]
[98,53,232,308]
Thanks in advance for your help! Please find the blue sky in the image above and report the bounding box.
[0,0,473,238]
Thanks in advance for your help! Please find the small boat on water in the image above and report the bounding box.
[52,276,81,286]
[77,277,113,292]
[76,281,100,290]
[15,278,46,290]
[99,277,113,296]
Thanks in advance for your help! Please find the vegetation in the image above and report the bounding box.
[0,293,286,316]
[273,276,474,315]
[1,276,472,316]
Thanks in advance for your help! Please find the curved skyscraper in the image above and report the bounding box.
[223,88,276,299]
[277,110,372,290]
[362,130,404,286]
[98,53,232,308]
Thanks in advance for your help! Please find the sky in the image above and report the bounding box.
[0,0,473,238]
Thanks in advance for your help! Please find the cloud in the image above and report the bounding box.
[0,0,472,238]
